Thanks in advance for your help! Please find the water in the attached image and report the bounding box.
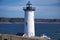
[0,23,60,40]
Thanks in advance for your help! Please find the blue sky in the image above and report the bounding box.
[0,0,60,19]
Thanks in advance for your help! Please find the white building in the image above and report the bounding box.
[23,1,35,37]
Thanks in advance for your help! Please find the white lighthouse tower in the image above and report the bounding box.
[23,1,35,37]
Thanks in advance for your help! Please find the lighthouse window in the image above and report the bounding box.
[26,22,27,26]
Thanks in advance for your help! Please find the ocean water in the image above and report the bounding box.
[0,23,60,40]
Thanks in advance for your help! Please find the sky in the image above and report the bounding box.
[0,0,60,19]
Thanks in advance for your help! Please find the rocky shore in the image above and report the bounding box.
[0,34,51,40]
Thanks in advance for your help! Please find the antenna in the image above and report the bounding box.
[26,1,32,7]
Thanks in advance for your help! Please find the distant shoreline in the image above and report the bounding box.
[0,18,60,22]
[0,22,60,24]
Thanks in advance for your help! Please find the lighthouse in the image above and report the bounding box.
[23,1,35,37]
